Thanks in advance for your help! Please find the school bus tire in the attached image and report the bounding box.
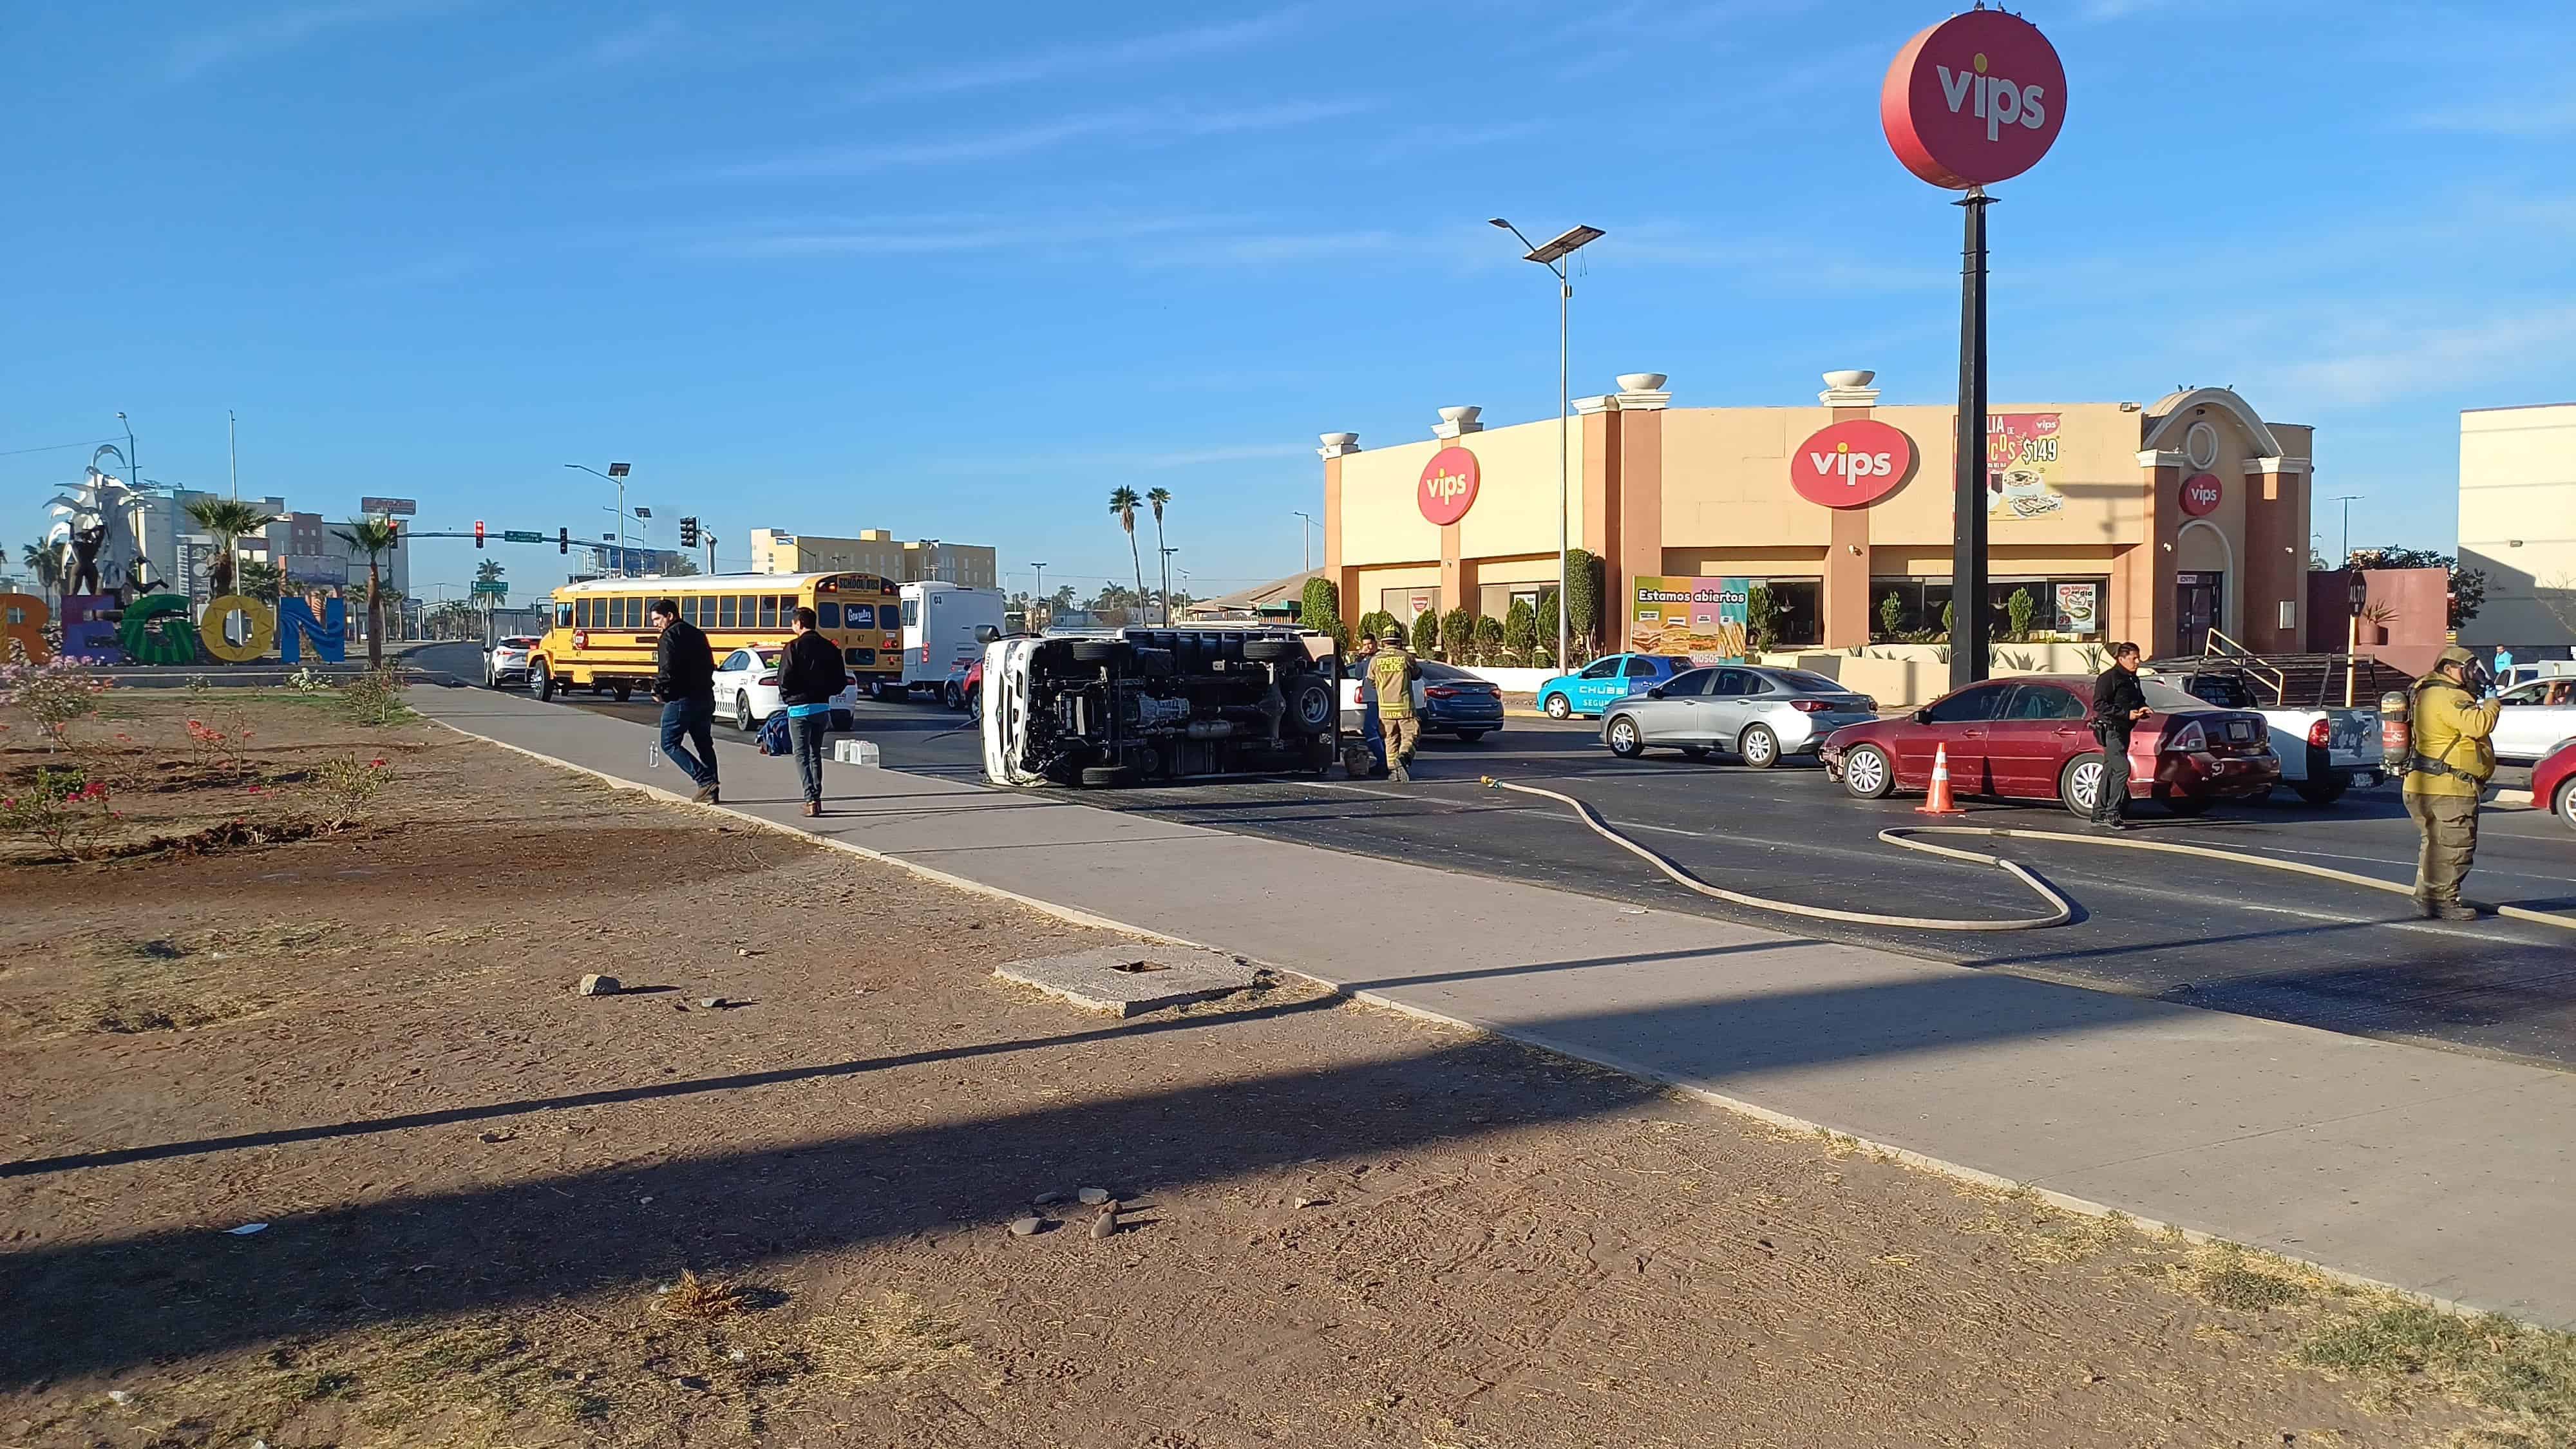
[533,662,556,701]
[612,682,633,703]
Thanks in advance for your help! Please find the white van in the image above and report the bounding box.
[893,582,1004,700]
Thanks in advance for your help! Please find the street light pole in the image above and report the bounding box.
[1160,546,1180,620]
[1292,511,1314,573]
[564,463,635,576]
[2327,493,2363,565]
[1491,219,1604,674]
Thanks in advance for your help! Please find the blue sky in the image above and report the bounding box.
[8,0,2573,605]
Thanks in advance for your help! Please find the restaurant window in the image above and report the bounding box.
[1867,578,1953,641]
[1479,583,1550,620]
[1758,578,1821,647]
[1985,578,2105,641]
[1378,587,1439,621]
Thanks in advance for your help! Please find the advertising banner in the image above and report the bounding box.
[1987,412,2067,522]
[2053,581,2098,634]
[1631,576,1750,665]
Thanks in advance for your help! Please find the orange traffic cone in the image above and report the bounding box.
[1917,742,1965,815]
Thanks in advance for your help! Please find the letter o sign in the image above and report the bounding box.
[1418,446,1479,526]
[199,594,277,663]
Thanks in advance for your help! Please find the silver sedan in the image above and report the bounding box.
[1600,665,1879,768]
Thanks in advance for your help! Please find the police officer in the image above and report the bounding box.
[1368,626,1423,783]
[2403,644,2501,921]
[2088,641,2151,831]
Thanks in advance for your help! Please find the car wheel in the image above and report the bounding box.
[1079,764,1137,788]
[1543,693,1572,719]
[1842,744,1895,799]
[944,683,963,710]
[531,663,554,701]
[2557,777,2576,833]
[2293,778,2348,807]
[1605,714,1646,759]
[1456,730,1487,743]
[2060,753,2105,819]
[1738,724,1780,770]
[736,693,755,732]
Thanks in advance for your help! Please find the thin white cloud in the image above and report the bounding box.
[1365,118,1547,164]
[446,14,688,104]
[163,0,469,79]
[1140,232,1405,266]
[2404,96,2576,138]
[714,99,1376,179]
[2265,306,2576,410]
[932,442,1312,476]
[682,212,1238,260]
[843,9,1307,104]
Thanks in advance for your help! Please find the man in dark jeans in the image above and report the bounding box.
[777,606,851,817]
[2089,640,2152,830]
[650,598,720,803]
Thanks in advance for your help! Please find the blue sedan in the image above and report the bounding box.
[1535,654,1692,719]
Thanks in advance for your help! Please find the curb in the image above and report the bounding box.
[424,705,2543,1332]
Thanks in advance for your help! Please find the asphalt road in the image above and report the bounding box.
[419,645,2576,1071]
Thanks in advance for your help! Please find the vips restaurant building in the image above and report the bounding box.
[1320,372,2315,661]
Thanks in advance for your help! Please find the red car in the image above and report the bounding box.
[2534,739,2576,833]
[1819,674,2279,818]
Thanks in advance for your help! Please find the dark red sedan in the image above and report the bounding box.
[1819,674,2278,817]
[2534,739,2576,833]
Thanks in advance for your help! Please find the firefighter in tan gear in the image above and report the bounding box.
[1367,627,1423,783]
[2401,645,2501,922]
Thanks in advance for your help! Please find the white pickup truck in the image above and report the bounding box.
[2146,657,2398,806]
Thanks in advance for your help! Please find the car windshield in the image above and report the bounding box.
[755,650,781,667]
[500,637,538,647]
[1761,668,1846,693]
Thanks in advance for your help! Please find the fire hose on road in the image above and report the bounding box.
[1480,777,2576,936]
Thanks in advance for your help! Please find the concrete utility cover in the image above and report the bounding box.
[995,945,1260,1018]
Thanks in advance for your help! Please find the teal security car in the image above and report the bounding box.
[1536,654,1690,719]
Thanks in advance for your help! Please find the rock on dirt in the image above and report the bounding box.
[1033,1190,1066,1206]
[1090,1208,1119,1240]
[578,974,620,996]
[1076,1186,1110,1206]
[697,997,726,1009]
[1009,1217,1044,1237]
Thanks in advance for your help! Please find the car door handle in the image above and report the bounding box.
[2052,726,2088,737]
[1958,728,1985,738]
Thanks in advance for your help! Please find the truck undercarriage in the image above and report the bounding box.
[985,630,1341,787]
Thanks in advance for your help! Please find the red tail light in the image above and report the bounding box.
[757,674,777,686]
[2306,718,2331,747]
[1790,699,1835,713]
[1425,686,1459,699]
[919,646,930,661]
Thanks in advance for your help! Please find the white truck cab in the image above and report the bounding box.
[895,582,1004,699]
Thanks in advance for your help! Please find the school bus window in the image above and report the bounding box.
[758,596,778,629]
[735,594,754,626]
[614,596,632,629]
[818,601,841,629]
[574,598,591,628]
[554,601,573,628]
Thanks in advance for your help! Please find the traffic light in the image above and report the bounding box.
[679,516,699,548]
[558,526,570,555]
[474,520,486,549]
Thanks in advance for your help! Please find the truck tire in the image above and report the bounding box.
[1289,677,1336,734]
[613,682,632,703]
[1071,639,1133,667]
[2293,776,2348,806]
[1244,639,1302,663]
[532,662,555,701]
[1079,764,1137,788]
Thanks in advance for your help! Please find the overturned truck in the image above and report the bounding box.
[981,627,1343,787]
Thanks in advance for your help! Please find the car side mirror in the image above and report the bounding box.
[974,625,1001,645]
[1646,686,1665,699]
[1913,708,1933,724]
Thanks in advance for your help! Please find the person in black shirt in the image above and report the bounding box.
[776,607,851,816]
[650,598,721,803]
[2088,641,2152,829]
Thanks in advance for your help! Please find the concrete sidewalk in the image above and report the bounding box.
[415,683,2576,1327]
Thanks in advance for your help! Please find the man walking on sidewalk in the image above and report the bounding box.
[1368,626,1423,784]
[778,606,850,817]
[2088,641,2151,831]
[649,598,721,803]
[2403,645,2501,921]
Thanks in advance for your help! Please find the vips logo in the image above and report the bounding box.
[1882,9,2067,189]
[2180,473,2224,516]
[1788,420,1917,509]
[1417,445,1481,526]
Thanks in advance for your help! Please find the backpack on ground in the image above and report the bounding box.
[758,710,792,757]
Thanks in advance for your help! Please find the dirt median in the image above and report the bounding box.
[2,687,2565,1447]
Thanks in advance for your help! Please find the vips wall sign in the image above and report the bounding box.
[1789,420,1918,509]
[1881,8,2068,189]
[1417,446,1480,526]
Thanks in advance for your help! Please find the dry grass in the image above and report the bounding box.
[800,1290,976,1387]
[2298,1304,2576,1446]
[659,1270,749,1322]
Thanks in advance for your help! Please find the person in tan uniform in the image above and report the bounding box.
[1367,627,1423,783]
[2401,645,2501,922]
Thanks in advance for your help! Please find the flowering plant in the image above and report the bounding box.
[0,643,109,750]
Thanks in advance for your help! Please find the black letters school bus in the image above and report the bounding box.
[527,572,902,701]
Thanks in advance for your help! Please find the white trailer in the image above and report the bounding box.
[895,582,1005,700]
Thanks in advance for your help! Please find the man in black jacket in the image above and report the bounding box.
[650,598,720,803]
[2089,641,2152,830]
[777,606,851,816]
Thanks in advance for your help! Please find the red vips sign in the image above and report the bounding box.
[1418,446,1479,526]
[2180,473,2224,516]
[1790,420,1917,508]
[1882,9,2067,189]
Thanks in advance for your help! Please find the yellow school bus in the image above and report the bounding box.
[527,572,902,702]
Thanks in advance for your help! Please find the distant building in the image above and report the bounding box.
[750,528,996,587]
[1181,569,1318,621]
[2458,402,2576,653]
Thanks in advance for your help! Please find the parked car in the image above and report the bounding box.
[1338,659,1506,742]
[712,645,860,732]
[2148,660,2386,805]
[1820,674,2278,817]
[1599,665,1877,767]
[2533,739,2576,833]
[943,657,975,710]
[957,656,986,719]
[2491,676,2576,763]
[1535,654,1690,719]
[484,635,542,688]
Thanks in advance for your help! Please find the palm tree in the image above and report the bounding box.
[334,517,402,667]
[20,541,66,609]
[185,497,281,598]
[236,558,285,604]
[1108,486,1146,625]
[1145,487,1172,624]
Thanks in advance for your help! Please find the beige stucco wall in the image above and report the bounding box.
[1334,418,1582,569]
[2458,402,2576,648]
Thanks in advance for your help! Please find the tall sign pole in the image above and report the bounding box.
[1882,6,2067,692]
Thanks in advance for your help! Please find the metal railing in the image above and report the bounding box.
[2202,629,2289,703]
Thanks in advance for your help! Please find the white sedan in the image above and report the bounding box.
[713,647,862,733]
[2491,677,2576,762]
[484,635,540,688]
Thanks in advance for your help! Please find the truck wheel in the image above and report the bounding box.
[1244,639,1302,663]
[1289,678,1336,734]
[2293,777,2348,806]
[1071,639,1133,667]
[1079,764,1137,788]
[532,663,555,701]
[613,683,632,703]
